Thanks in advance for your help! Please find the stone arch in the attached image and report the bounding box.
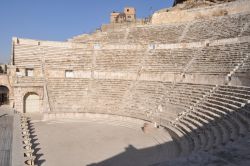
[0,85,9,105]
[23,92,41,113]
[17,87,43,113]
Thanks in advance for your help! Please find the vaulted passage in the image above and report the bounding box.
[0,85,9,105]
[23,93,40,113]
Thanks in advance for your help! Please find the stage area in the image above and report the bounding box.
[31,116,178,166]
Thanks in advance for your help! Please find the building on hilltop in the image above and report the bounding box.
[110,7,136,23]
[101,7,150,32]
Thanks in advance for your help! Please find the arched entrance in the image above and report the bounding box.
[23,92,40,113]
[0,85,9,105]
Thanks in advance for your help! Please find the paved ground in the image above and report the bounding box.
[31,116,175,166]
[0,106,13,166]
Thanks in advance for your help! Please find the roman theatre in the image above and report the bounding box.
[0,0,250,165]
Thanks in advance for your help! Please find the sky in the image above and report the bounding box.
[0,0,174,63]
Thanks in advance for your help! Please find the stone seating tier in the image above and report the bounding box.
[169,85,250,154]
[71,13,250,45]
[44,77,250,156]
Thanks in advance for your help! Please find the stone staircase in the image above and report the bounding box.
[226,54,249,83]
[165,85,250,156]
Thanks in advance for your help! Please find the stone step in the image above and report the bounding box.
[182,116,208,150]
[179,119,201,151]
[166,125,191,157]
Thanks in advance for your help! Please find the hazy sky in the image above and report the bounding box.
[0,0,174,63]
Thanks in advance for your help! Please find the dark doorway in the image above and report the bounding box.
[0,85,9,105]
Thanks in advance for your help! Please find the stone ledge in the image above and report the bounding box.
[13,36,250,50]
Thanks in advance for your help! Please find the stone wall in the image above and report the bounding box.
[13,86,44,113]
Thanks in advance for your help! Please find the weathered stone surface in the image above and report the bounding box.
[0,0,250,165]
[153,0,249,24]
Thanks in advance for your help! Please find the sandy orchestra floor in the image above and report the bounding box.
[32,117,175,166]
